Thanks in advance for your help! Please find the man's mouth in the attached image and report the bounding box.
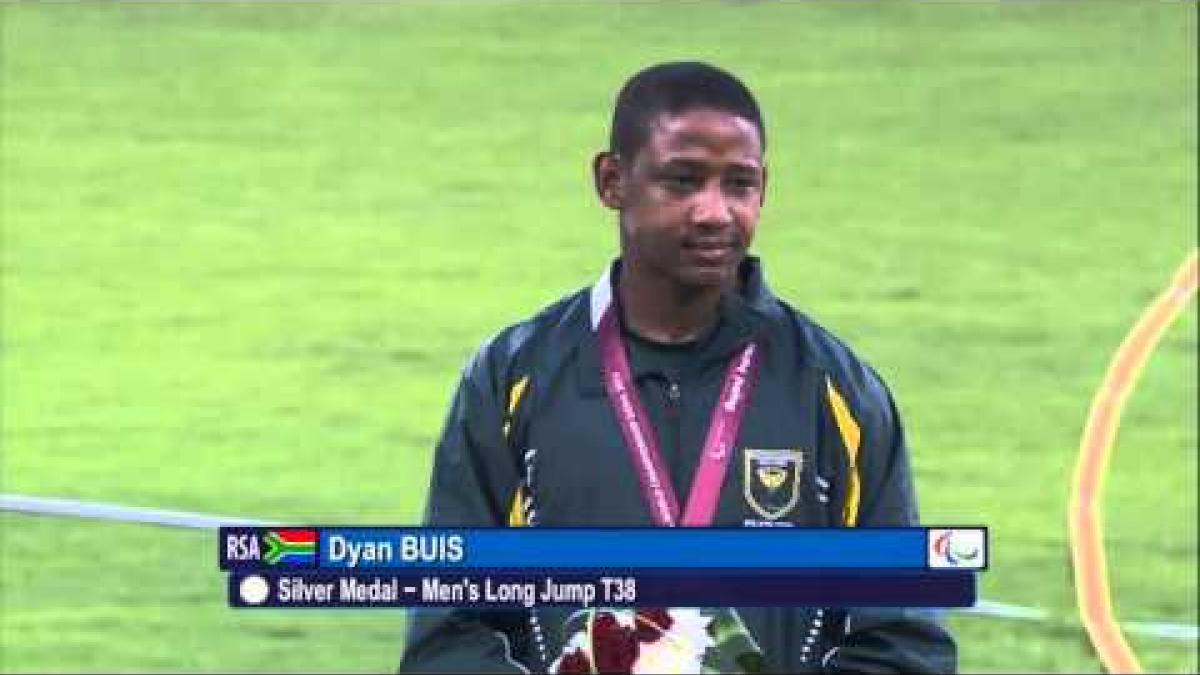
[685,236,740,249]
[683,240,740,265]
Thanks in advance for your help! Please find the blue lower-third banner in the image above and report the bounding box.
[219,527,989,571]
[229,570,976,609]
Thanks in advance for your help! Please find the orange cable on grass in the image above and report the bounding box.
[1069,251,1198,674]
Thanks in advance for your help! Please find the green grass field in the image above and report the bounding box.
[1,2,1196,672]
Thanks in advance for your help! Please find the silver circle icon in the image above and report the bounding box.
[240,575,270,605]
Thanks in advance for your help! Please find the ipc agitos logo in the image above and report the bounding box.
[927,528,987,569]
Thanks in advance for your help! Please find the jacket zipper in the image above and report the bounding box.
[665,379,682,483]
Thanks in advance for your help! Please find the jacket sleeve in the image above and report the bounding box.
[399,342,532,674]
[823,370,958,675]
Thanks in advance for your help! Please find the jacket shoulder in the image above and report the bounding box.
[463,288,589,396]
[782,304,893,411]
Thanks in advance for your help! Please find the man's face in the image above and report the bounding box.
[596,108,766,290]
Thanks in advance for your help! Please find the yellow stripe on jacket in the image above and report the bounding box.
[825,376,862,526]
[505,376,530,527]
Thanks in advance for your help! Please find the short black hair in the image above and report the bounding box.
[609,61,766,161]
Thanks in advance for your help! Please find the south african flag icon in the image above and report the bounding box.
[264,529,317,565]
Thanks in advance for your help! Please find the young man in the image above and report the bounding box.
[400,62,957,673]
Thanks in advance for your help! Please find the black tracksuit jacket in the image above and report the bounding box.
[400,258,957,674]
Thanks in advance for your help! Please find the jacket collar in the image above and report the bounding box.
[576,256,786,396]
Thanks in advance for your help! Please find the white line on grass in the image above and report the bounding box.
[1,492,1195,642]
[0,493,275,529]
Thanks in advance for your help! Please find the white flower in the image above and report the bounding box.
[666,609,716,652]
[631,609,715,674]
[633,638,703,674]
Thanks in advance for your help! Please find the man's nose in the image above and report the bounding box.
[690,182,735,229]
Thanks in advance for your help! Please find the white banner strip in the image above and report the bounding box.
[1,493,1195,642]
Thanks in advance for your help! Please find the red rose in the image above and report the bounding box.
[592,612,640,672]
[634,608,674,643]
[558,647,591,674]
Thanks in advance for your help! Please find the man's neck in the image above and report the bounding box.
[616,260,731,345]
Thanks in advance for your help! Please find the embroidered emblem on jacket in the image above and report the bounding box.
[743,448,805,522]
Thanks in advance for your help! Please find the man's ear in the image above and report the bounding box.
[592,151,624,210]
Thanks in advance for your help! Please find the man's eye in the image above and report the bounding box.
[662,175,700,191]
[727,177,760,191]
[724,177,761,196]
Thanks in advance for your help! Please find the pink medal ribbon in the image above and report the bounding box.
[597,306,761,527]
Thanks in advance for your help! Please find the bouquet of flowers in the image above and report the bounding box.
[550,607,763,674]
